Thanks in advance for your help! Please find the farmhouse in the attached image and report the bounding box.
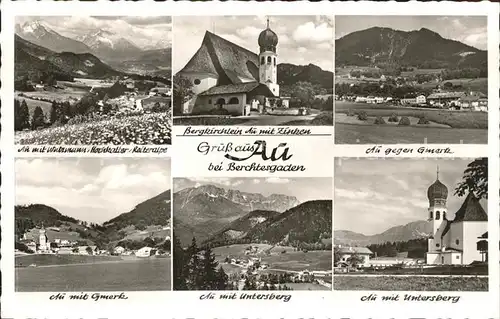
[114,246,125,255]
[176,19,290,116]
[136,246,154,257]
[458,92,488,111]
[337,246,373,267]
[426,167,487,265]
[426,92,466,108]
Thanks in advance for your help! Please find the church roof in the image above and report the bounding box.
[199,82,273,96]
[453,192,487,222]
[178,31,259,85]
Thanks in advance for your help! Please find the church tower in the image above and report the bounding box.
[427,166,448,251]
[258,18,279,97]
[39,224,48,252]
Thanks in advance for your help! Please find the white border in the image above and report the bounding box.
[1,1,499,319]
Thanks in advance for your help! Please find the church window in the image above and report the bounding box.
[267,56,272,64]
[216,98,226,105]
[229,97,239,104]
[456,255,459,260]
[443,212,446,220]
[274,57,276,66]
[194,79,201,85]
[261,57,265,65]
[208,99,212,104]
[436,211,440,220]
[429,211,433,219]
[436,243,440,248]
[455,239,459,245]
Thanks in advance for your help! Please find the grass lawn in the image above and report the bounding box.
[335,101,487,144]
[335,123,487,144]
[283,111,333,126]
[334,275,488,291]
[15,254,122,267]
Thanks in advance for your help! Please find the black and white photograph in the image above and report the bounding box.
[15,158,172,291]
[14,16,172,145]
[172,177,332,290]
[335,16,488,144]
[334,158,488,291]
[172,16,334,126]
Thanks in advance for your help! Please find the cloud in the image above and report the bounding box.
[265,177,290,184]
[293,22,333,44]
[15,158,171,223]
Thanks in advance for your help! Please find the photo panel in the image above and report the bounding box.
[333,157,488,291]
[172,177,333,291]
[14,16,173,146]
[334,16,488,144]
[172,15,334,127]
[14,157,172,291]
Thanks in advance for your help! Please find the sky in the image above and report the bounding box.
[334,158,488,236]
[173,177,332,203]
[16,158,171,224]
[335,16,487,50]
[15,16,172,49]
[173,15,334,74]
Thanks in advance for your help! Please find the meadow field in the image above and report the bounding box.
[335,101,487,144]
[334,275,488,291]
[15,112,172,145]
[15,254,122,267]
[16,257,171,292]
[213,244,332,272]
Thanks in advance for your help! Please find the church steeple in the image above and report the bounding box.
[258,16,279,96]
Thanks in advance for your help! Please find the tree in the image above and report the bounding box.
[346,253,364,268]
[72,247,79,254]
[85,246,93,255]
[333,246,342,264]
[15,99,31,131]
[455,158,488,200]
[291,81,315,107]
[215,266,229,290]
[31,106,46,130]
[201,246,219,290]
[173,75,194,116]
[173,233,187,290]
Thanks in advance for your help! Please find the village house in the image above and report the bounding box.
[114,246,125,255]
[136,246,154,257]
[176,19,290,116]
[426,92,466,108]
[458,92,488,111]
[336,246,373,267]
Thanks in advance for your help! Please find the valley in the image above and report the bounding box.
[14,19,172,145]
[334,25,488,144]
[172,180,333,291]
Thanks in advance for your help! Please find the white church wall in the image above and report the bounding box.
[426,252,440,264]
[449,222,464,251]
[462,221,488,264]
[180,73,219,95]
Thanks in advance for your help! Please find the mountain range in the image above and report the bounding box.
[15,189,172,244]
[334,220,431,246]
[278,63,333,89]
[173,184,331,247]
[335,27,487,70]
[16,20,172,76]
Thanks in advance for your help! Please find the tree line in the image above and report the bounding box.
[367,238,428,259]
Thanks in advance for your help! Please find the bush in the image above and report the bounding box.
[388,113,399,122]
[310,112,333,125]
[374,116,386,125]
[357,111,368,121]
[398,116,411,126]
[209,107,230,116]
[417,116,430,124]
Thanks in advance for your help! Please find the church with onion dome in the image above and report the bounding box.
[426,167,487,265]
[176,18,291,116]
